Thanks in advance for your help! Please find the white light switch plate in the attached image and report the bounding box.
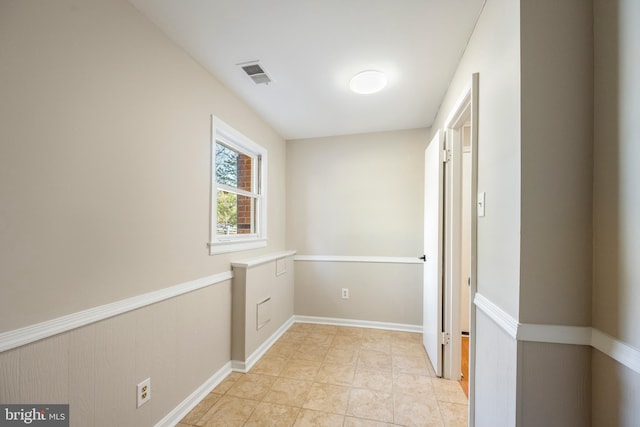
[478,192,486,217]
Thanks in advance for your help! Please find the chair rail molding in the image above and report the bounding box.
[0,271,233,353]
[294,255,423,264]
[473,292,640,375]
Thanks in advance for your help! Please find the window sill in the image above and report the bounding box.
[208,239,267,255]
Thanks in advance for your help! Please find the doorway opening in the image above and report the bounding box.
[442,73,479,424]
[422,74,478,425]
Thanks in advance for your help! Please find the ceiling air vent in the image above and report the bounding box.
[238,61,273,85]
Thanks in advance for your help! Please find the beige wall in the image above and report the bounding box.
[519,0,593,327]
[517,1,594,424]
[593,0,640,353]
[429,0,600,424]
[0,0,287,333]
[0,0,287,425]
[592,351,640,427]
[429,0,521,319]
[286,129,427,325]
[287,129,427,257]
[428,0,522,422]
[592,0,640,424]
[295,262,423,326]
[0,282,232,426]
[518,342,591,426]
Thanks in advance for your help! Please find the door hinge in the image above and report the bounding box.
[442,149,451,163]
[440,331,450,345]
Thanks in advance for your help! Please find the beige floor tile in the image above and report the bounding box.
[226,373,277,400]
[335,327,364,337]
[361,339,392,354]
[181,325,460,427]
[244,402,300,427]
[362,328,394,338]
[315,363,356,386]
[344,417,397,427]
[292,344,329,362]
[180,392,222,425]
[263,377,314,407]
[392,354,430,375]
[196,395,259,427]
[362,332,392,346]
[346,388,394,423]
[432,378,468,405]
[325,346,359,365]
[389,331,422,344]
[358,350,392,371]
[304,333,335,347]
[281,359,323,381]
[308,324,339,335]
[280,331,308,344]
[393,393,443,427]
[352,368,393,393]
[266,342,298,359]
[393,373,435,397]
[332,335,362,347]
[251,356,288,376]
[212,372,244,394]
[294,409,345,427]
[289,323,315,332]
[438,401,468,427]
[303,383,351,414]
[391,341,428,357]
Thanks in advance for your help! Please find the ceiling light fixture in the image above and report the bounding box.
[349,70,388,94]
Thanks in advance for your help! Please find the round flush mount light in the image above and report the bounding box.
[349,70,388,94]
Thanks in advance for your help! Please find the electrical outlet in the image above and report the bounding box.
[341,288,349,299]
[137,378,151,408]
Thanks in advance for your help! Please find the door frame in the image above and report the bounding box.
[443,73,479,426]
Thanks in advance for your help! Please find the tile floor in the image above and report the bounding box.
[178,323,468,427]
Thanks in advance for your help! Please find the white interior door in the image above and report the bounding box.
[423,130,444,377]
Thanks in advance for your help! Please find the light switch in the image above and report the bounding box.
[478,192,486,217]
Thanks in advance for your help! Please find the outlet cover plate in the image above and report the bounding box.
[137,378,151,408]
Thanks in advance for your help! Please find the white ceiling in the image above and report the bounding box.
[129,0,485,140]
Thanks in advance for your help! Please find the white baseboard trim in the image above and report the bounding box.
[293,315,423,333]
[155,361,232,427]
[294,255,423,264]
[474,292,640,375]
[231,316,296,373]
[0,271,233,353]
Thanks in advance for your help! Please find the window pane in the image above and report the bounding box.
[215,143,238,187]
[215,142,253,192]
[237,194,256,235]
[237,154,253,192]
[216,191,237,235]
[216,191,257,236]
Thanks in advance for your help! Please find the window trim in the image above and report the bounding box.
[209,116,267,255]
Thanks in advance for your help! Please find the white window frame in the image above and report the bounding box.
[209,116,267,255]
